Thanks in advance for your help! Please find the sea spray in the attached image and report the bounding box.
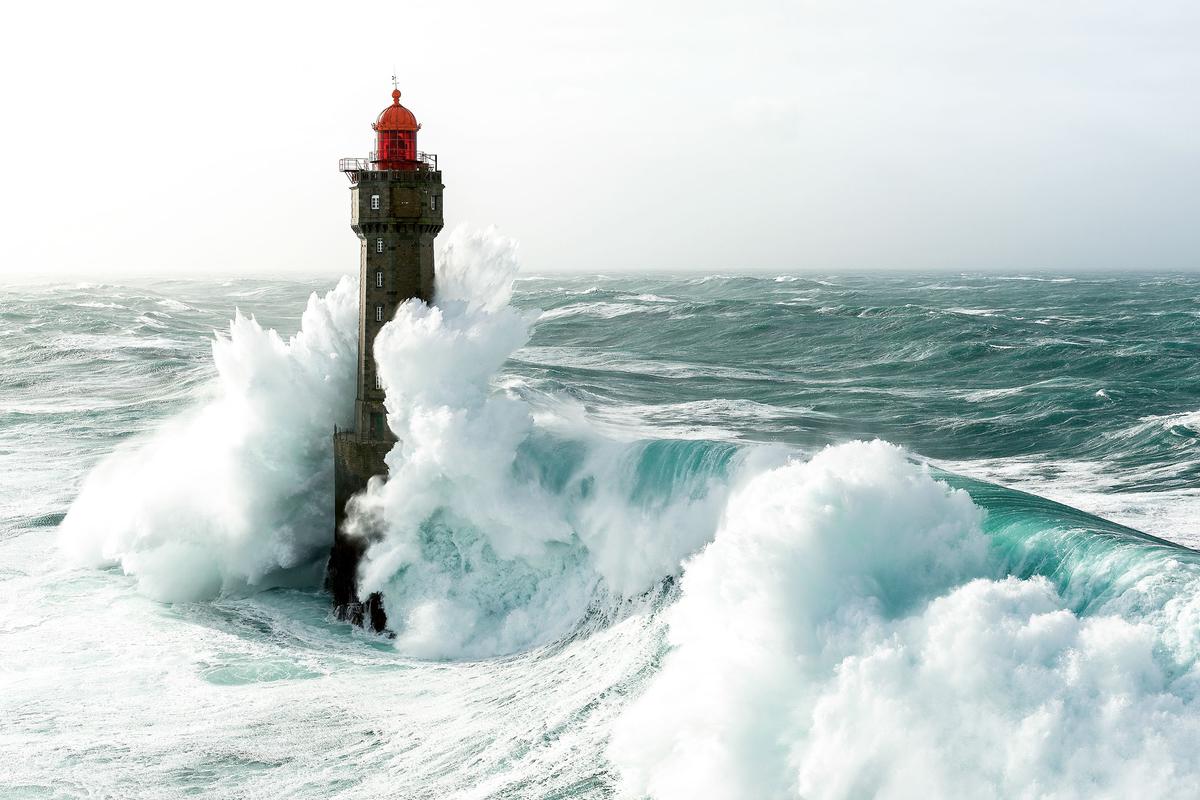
[57,227,745,658]
[609,441,1200,799]
[58,277,359,600]
[344,227,745,657]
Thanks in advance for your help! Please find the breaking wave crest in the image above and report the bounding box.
[610,442,1200,799]
[58,277,359,600]
[342,227,745,658]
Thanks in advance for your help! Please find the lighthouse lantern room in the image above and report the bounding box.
[372,89,420,168]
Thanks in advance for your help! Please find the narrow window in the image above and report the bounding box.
[375,270,383,288]
[375,304,384,322]
[376,238,384,253]
[370,194,380,210]
[371,412,384,434]
[375,373,383,390]
[430,195,437,211]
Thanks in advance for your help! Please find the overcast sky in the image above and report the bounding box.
[1,0,1198,277]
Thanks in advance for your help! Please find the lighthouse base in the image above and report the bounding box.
[328,430,392,633]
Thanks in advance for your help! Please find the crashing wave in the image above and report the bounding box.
[609,441,1200,799]
[59,277,359,600]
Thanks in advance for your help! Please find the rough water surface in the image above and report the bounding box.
[3,241,1200,798]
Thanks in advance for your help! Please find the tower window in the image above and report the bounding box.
[430,195,437,211]
[375,304,384,322]
[375,270,383,288]
[375,373,383,390]
[376,238,384,253]
[370,194,380,210]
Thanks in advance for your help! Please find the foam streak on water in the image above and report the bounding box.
[3,251,1200,798]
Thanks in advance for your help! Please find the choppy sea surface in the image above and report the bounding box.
[4,246,1200,798]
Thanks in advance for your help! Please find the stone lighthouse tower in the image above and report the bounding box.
[328,85,444,631]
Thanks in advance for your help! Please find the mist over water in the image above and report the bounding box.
[4,242,1200,797]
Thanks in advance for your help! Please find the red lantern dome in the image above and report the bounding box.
[371,89,422,169]
[375,90,419,132]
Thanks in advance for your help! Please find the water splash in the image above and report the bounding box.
[345,226,741,658]
[610,442,1200,799]
[58,278,359,600]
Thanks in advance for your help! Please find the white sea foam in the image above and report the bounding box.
[54,228,739,658]
[1142,408,1200,432]
[58,278,359,600]
[538,302,655,321]
[610,441,1200,799]
[961,386,1026,402]
[995,276,1077,283]
[155,298,193,312]
[68,301,123,309]
[575,398,824,442]
[343,227,740,658]
[514,345,769,381]
[615,294,678,303]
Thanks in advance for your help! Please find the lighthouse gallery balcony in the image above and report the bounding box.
[339,151,438,181]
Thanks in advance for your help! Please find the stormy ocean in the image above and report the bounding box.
[4,228,1200,798]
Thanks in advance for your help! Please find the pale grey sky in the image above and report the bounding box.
[1,0,1198,277]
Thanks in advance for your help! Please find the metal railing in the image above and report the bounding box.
[339,152,438,173]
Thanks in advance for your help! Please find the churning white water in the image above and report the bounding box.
[4,232,1200,797]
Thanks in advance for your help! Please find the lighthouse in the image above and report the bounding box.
[328,84,444,631]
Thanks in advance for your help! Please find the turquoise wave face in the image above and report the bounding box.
[2,265,1199,797]
[512,272,1200,544]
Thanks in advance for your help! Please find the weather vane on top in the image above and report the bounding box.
[392,70,399,91]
